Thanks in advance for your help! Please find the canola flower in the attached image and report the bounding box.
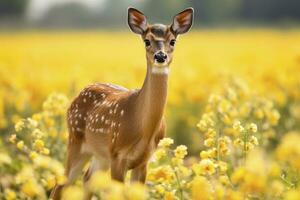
[0,30,300,200]
[1,80,299,200]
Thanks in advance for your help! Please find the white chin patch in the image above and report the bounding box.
[151,66,169,75]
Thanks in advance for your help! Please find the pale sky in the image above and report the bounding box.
[26,0,106,20]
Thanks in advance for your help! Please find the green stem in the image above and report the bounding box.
[167,149,184,200]
[171,164,184,200]
[243,130,248,165]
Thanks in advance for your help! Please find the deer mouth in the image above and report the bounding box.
[153,59,169,67]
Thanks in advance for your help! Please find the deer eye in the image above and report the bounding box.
[170,39,176,46]
[144,39,151,47]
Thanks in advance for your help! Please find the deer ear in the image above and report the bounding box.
[171,8,194,35]
[128,7,147,35]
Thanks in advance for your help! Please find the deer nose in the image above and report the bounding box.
[154,51,167,63]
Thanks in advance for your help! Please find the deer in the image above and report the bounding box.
[50,7,193,200]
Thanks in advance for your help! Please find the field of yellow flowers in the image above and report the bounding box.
[0,29,300,199]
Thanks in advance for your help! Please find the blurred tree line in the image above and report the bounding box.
[0,0,299,28]
[0,0,28,17]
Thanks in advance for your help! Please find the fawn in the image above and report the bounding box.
[50,7,193,199]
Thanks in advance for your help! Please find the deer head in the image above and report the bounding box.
[128,7,194,74]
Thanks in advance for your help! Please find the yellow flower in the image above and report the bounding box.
[174,145,188,159]
[21,179,44,198]
[88,170,111,191]
[221,114,232,125]
[205,128,216,138]
[15,166,35,184]
[215,183,225,199]
[217,161,228,173]
[226,189,243,200]
[105,182,124,200]
[164,191,175,200]
[197,120,208,132]
[239,103,251,117]
[270,180,284,197]
[43,93,69,116]
[33,155,64,175]
[32,129,45,139]
[4,189,16,200]
[62,186,83,200]
[0,152,12,164]
[200,151,210,159]
[233,138,244,147]
[245,142,255,151]
[224,127,239,137]
[32,113,42,121]
[9,134,17,143]
[27,118,38,129]
[125,183,147,200]
[227,88,237,102]
[46,176,56,190]
[233,121,244,133]
[172,157,183,166]
[231,167,246,184]
[218,98,231,113]
[204,138,215,147]
[219,175,230,185]
[284,189,300,200]
[15,120,25,132]
[191,176,213,200]
[41,148,50,155]
[56,174,67,185]
[17,141,24,150]
[179,165,191,177]
[44,117,55,128]
[155,149,166,161]
[276,132,300,170]
[147,166,174,183]
[247,123,258,133]
[268,162,281,178]
[33,139,45,151]
[208,94,221,105]
[207,148,217,158]
[29,151,38,160]
[249,136,259,146]
[266,109,280,125]
[254,109,264,119]
[158,138,174,148]
[154,184,165,195]
[193,159,215,176]
[219,137,231,154]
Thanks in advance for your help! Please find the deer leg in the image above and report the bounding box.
[131,164,147,183]
[111,158,127,182]
[50,138,90,200]
[83,157,109,200]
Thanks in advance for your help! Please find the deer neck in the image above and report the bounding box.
[135,62,169,137]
